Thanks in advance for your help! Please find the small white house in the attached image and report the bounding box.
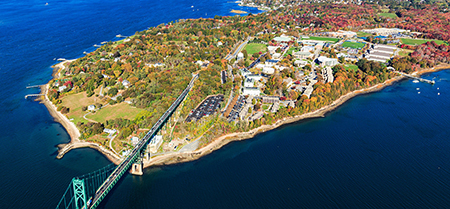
[122,79,131,88]
[103,128,117,135]
[58,85,67,92]
[131,136,139,146]
[88,105,96,111]
[237,52,244,60]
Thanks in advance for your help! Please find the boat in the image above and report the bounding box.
[413,79,419,83]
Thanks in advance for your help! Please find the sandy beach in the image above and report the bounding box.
[41,60,121,163]
[44,61,449,168]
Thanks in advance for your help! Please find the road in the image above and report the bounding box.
[89,75,198,209]
[225,36,251,61]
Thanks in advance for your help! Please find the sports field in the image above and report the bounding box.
[244,43,267,55]
[302,36,340,43]
[342,41,365,49]
[378,13,398,18]
[401,38,447,46]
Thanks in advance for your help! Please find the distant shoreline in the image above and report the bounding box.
[230,9,247,14]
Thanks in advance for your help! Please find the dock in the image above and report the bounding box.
[26,84,45,89]
[25,94,44,99]
[399,72,435,84]
[387,67,435,84]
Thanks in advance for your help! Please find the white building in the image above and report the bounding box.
[88,105,96,111]
[322,67,334,83]
[294,60,308,67]
[272,53,282,59]
[248,111,264,121]
[317,56,339,67]
[267,46,279,54]
[148,135,163,153]
[131,136,140,147]
[122,80,131,88]
[58,85,67,92]
[240,68,252,77]
[262,67,275,75]
[103,128,116,135]
[237,52,244,60]
[361,28,409,36]
[247,74,263,82]
[242,87,261,96]
[244,78,254,87]
[265,59,279,66]
[293,51,312,59]
[255,63,265,69]
[271,102,280,113]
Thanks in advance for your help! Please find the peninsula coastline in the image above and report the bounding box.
[44,60,450,168]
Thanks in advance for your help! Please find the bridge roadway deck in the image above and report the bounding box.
[88,75,198,208]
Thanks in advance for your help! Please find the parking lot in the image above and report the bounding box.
[185,95,224,122]
[227,95,245,122]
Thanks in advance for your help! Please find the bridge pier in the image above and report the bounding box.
[131,153,144,176]
[130,162,143,176]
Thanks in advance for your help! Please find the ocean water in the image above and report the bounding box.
[1,0,450,208]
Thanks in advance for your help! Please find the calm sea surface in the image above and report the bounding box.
[1,1,450,208]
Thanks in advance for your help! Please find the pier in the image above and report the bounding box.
[25,94,44,99]
[26,84,45,89]
[387,67,435,84]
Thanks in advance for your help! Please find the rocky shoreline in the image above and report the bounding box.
[143,64,450,168]
[43,61,449,169]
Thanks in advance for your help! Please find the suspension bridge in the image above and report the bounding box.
[56,74,198,209]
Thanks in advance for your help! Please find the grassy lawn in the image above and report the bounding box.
[87,102,144,123]
[244,43,267,55]
[357,31,372,37]
[344,64,359,72]
[284,47,300,57]
[378,13,398,18]
[302,36,340,43]
[262,104,270,111]
[399,49,413,57]
[60,91,103,125]
[86,134,109,146]
[342,41,365,49]
[401,38,448,46]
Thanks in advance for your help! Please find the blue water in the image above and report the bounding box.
[1,1,450,208]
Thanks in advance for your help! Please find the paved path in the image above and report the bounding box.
[109,135,120,156]
[83,112,98,123]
